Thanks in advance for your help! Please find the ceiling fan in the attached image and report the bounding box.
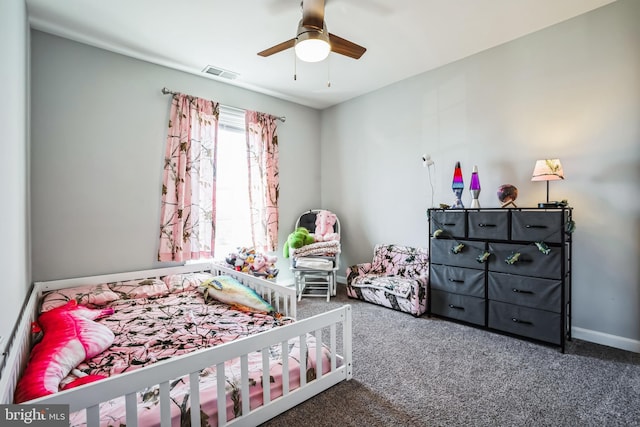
[258,0,366,63]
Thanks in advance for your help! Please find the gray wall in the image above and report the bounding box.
[30,31,321,281]
[0,0,29,343]
[321,0,640,351]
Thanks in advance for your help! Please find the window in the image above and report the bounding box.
[213,106,252,259]
[160,94,278,263]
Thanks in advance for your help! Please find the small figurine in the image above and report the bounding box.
[476,251,491,263]
[451,243,465,254]
[535,241,551,255]
[505,252,521,265]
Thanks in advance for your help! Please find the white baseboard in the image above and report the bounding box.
[572,327,640,353]
[335,275,639,354]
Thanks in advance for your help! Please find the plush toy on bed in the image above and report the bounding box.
[312,210,340,242]
[283,227,315,258]
[198,275,277,316]
[14,300,115,403]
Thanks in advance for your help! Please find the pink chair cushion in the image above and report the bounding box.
[370,244,429,277]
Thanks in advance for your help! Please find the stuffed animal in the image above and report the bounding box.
[226,247,256,272]
[312,210,340,242]
[243,254,255,273]
[198,276,275,315]
[226,247,279,278]
[264,253,278,265]
[283,227,314,258]
[251,254,267,274]
[14,300,115,403]
[225,253,243,270]
[250,253,279,279]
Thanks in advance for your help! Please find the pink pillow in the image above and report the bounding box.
[41,278,169,312]
[163,272,215,293]
[41,284,119,312]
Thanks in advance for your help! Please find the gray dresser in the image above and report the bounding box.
[428,208,573,352]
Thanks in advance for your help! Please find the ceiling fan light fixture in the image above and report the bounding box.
[295,38,330,62]
[295,22,331,62]
[257,2,366,62]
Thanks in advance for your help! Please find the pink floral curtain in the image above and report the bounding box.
[245,111,279,252]
[158,94,219,262]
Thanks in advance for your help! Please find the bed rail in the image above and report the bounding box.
[210,263,297,318]
[30,305,352,426]
[33,262,297,318]
[33,263,216,292]
[0,287,39,405]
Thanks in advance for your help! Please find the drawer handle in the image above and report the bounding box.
[511,318,533,325]
[444,223,456,226]
[448,304,465,310]
[478,223,496,228]
[449,278,464,283]
[512,288,533,294]
[525,224,548,229]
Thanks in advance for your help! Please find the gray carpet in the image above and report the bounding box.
[262,284,640,427]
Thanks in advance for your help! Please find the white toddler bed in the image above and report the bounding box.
[0,262,353,426]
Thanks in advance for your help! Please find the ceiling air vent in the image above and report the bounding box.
[202,65,239,80]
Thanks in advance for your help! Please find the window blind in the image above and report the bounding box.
[218,105,245,132]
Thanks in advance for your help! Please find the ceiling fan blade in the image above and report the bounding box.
[257,38,296,57]
[301,0,325,30]
[329,33,366,59]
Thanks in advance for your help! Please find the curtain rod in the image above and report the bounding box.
[161,87,286,123]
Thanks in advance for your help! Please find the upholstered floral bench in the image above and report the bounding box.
[346,244,429,316]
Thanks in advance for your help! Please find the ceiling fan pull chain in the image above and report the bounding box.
[327,55,331,88]
[293,49,297,81]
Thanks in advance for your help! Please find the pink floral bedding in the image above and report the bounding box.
[64,291,290,379]
[36,274,335,426]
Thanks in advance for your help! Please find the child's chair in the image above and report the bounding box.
[346,244,429,316]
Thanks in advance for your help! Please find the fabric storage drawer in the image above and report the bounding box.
[488,272,561,312]
[430,210,466,238]
[511,211,565,243]
[431,290,485,326]
[488,242,562,280]
[430,265,485,298]
[489,300,561,345]
[467,211,509,240]
[430,239,486,269]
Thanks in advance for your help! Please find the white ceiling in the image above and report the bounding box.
[26,0,616,109]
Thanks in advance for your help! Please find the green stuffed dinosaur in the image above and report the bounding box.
[283,227,315,258]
